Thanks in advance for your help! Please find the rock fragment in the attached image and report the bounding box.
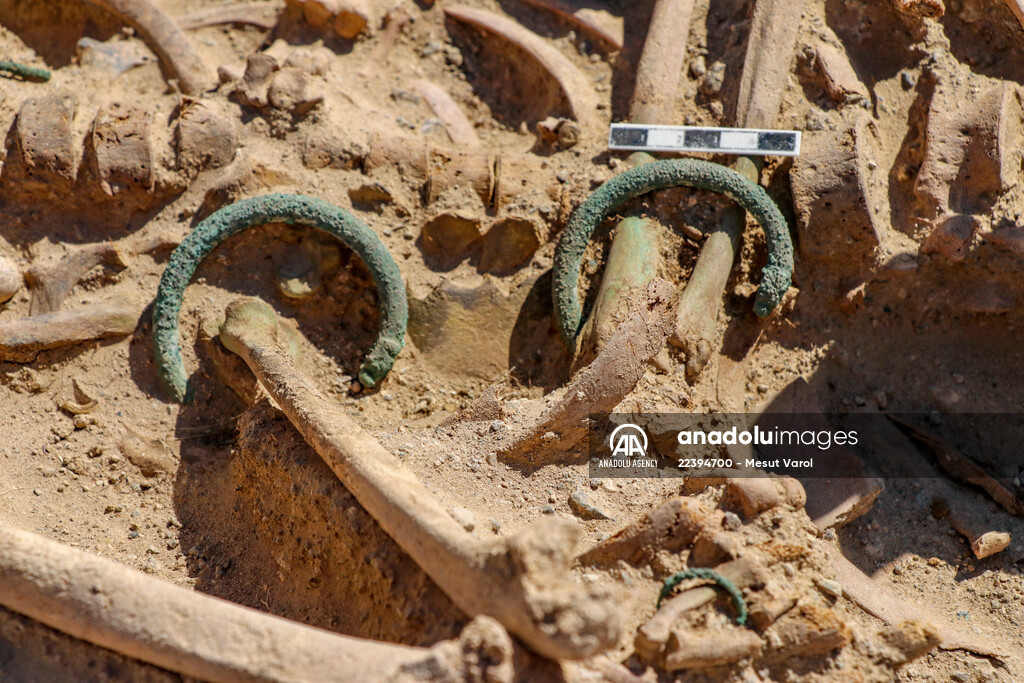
[568,489,613,521]
[118,427,176,477]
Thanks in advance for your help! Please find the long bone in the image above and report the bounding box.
[628,0,696,125]
[577,0,689,365]
[0,303,139,362]
[671,0,804,375]
[218,297,622,660]
[0,524,516,683]
[503,279,675,461]
[85,0,214,95]
[579,0,697,363]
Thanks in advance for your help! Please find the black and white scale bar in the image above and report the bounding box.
[608,123,801,157]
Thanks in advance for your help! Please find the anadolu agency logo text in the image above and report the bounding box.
[677,424,858,451]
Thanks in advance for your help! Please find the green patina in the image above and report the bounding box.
[0,59,51,82]
[657,567,749,626]
[153,194,408,403]
[552,158,794,347]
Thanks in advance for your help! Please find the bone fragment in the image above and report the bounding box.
[0,256,23,304]
[520,0,623,50]
[177,3,281,30]
[370,6,410,63]
[410,79,480,148]
[577,496,712,567]
[500,279,675,462]
[629,0,696,124]
[0,303,138,362]
[664,627,762,670]
[25,243,126,315]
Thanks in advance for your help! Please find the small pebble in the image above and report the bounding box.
[815,577,843,599]
[805,109,827,131]
[701,61,726,95]
[722,511,742,531]
[688,55,706,78]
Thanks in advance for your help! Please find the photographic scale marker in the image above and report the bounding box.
[609,123,801,157]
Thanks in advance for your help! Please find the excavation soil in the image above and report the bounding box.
[1,0,1023,681]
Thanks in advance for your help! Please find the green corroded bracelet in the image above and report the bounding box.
[553,158,794,347]
[0,59,51,81]
[153,194,408,403]
[657,567,748,626]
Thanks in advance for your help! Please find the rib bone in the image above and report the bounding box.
[443,5,600,131]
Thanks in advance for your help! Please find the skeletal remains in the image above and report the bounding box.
[0,523,517,683]
[2,0,1022,678]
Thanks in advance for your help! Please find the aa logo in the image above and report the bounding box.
[609,423,648,458]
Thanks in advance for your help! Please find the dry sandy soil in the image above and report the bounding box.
[1,0,1023,680]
